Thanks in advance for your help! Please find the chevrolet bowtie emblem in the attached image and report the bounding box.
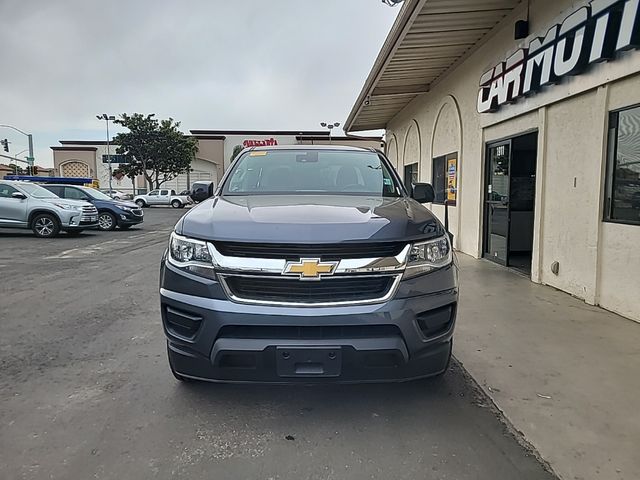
[283,258,338,280]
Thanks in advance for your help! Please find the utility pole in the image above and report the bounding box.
[27,134,34,169]
[97,114,116,191]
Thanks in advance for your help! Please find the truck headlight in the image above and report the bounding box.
[404,236,452,279]
[168,232,216,279]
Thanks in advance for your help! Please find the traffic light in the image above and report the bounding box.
[1,139,8,152]
[32,166,38,175]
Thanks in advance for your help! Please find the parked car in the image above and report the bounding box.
[133,189,191,208]
[161,146,457,383]
[43,184,143,231]
[101,189,131,200]
[189,181,215,203]
[0,180,98,238]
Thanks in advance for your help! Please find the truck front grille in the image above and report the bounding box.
[213,241,407,260]
[218,324,402,340]
[221,274,398,306]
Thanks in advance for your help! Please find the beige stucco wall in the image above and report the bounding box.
[196,138,224,166]
[541,90,606,301]
[53,150,97,178]
[384,0,640,321]
[432,102,459,158]
[402,121,421,170]
[596,75,640,321]
[386,134,399,170]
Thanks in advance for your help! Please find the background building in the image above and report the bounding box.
[346,0,640,322]
[52,130,383,194]
[0,163,56,179]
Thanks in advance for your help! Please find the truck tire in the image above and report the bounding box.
[98,212,117,231]
[32,213,60,238]
[171,199,182,208]
[135,199,146,208]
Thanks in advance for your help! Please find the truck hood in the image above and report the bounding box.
[177,195,444,244]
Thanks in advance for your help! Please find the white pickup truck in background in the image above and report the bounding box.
[133,189,192,208]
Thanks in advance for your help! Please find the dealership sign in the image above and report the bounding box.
[243,138,278,147]
[477,0,640,113]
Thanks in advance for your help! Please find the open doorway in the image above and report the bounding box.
[483,132,537,275]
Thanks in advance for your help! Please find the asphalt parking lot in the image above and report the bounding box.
[0,208,556,480]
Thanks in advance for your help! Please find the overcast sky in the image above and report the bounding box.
[0,0,398,167]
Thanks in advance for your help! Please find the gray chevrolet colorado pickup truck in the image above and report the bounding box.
[160,146,457,383]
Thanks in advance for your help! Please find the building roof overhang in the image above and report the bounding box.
[345,0,522,132]
[51,146,98,151]
[190,130,330,137]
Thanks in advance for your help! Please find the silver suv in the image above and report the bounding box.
[0,180,99,238]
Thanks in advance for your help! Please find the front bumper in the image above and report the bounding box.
[59,210,99,229]
[116,209,144,226]
[160,259,458,383]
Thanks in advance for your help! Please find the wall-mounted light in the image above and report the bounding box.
[514,20,529,39]
[515,0,530,39]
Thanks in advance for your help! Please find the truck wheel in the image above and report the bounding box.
[135,199,146,208]
[171,199,182,208]
[98,212,117,231]
[32,213,60,238]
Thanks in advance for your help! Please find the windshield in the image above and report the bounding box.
[18,183,59,199]
[85,188,113,201]
[223,150,402,197]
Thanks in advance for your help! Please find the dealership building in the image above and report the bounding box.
[52,130,383,194]
[346,0,640,322]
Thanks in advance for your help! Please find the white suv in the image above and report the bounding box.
[0,181,99,238]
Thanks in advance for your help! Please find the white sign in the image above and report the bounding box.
[477,0,640,113]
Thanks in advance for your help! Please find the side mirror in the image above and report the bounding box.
[411,182,435,203]
[12,192,27,200]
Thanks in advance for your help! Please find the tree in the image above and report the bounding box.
[113,113,198,190]
[230,144,243,163]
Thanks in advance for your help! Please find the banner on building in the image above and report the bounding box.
[447,155,457,205]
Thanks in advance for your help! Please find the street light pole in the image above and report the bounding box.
[97,114,116,192]
[320,122,340,144]
[12,150,28,170]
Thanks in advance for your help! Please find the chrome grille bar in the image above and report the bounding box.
[207,243,410,276]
